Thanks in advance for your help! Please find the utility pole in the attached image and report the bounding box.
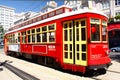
[110,0,115,18]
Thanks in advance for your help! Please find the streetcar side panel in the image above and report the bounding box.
[18,20,63,63]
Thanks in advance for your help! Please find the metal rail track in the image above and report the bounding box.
[0,60,40,80]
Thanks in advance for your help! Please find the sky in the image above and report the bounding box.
[0,0,64,13]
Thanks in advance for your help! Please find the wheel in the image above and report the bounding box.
[112,49,116,52]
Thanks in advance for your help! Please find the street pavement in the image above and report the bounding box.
[0,67,22,80]
[0,48,120,80]
[92,52,120,80]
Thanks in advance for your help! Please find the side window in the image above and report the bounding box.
[25,23,56,44]
[42,26,47,42]
[48,32,55,42]
[8,35,12,44]
[11,34,15,43]
[9,34,12,44]
[48,24,56,42]
[21,31,26,43]
[18,33,20,43]
[31,29,36,43]
[27,30,31,43]
[36,28,41,42]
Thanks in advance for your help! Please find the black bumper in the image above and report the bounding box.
[87,62,112,70]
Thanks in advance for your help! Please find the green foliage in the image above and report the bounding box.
[115,15,120,20]
[0,25,5,40]
[108,15,120,23]
[108,18,114,23]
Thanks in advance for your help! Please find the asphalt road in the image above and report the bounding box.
[109,52,120,62]
[85,52,120,80]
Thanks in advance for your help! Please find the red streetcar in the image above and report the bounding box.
[4,5,111,74]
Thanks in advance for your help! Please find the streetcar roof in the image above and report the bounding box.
[6,5,107,34]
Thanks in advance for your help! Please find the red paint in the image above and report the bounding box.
[33,45,47,54]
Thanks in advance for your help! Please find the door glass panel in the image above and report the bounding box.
[82,44,86,52]
[64,44,68,50]
[82,53,86,61]
[81,20,85,26]
[76,29,79,41]
[69,29,72,41]
[77,44,79,51]
[76,21,79,27]
[70,44,72,51]
[65,52,68,58]
[70,52,72,59]
[81,28,86,40]
[77,53,79,60]
[64,30,68,41]
[64,23,67,28]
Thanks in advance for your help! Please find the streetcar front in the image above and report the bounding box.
[87,17,111,72]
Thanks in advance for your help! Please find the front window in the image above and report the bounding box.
[102,20,107,41]
[102,26,107,41]
[91,24,100,41]
[90,18,108,42]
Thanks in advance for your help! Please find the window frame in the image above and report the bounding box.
[47,23,56,43]
[90,18,101,43]
[18,32,21,43]
[27,29,31,43]
[36,27,42,43]
[25,23,56,44]
[21,31,26,44]
[31,28,36,43]
[102,20,107,43]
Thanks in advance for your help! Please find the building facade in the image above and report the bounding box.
[41,0,57,13]
[0,5,14,31]
[64,0,120,18]
[14,12,37,25]
[14,0,56,25]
